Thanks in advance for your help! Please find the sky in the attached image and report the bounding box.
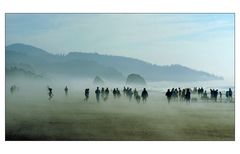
[5,14,234,81]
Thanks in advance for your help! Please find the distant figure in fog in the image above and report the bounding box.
[10,85,17,94]
[133,89,140,103]
[101,87,105,99]
[229,88,232,98]
[201,90,208,100]
[84,89,90,102]
[133,88,138,97]
[116,88,121,98]
[181,89,186,101]
[126,88,133,101]
[185,89,191,102]
[226,88,233,102]
[135,94,141,103]
[113,88,117,99]
[214,89,218,102]
[172,88,178,100]
[123,87,127,96]
[141,88,148,102]
[95,87,100,103]
[226,89,229,98]
[219,91,222,102]
[64,86,68,96]
[210,89,218,102]
[104,88,109,101]
[47,86,53,101]
[178,88,182,98]
[165,89,172,103]
[198,87,204,96]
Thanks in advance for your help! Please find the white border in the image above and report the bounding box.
[1,0,239,154]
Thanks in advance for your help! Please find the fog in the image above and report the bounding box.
[5,77,234,140]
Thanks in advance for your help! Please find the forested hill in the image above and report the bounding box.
[6,43,223,81]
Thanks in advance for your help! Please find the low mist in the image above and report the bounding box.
[5,76,235,141]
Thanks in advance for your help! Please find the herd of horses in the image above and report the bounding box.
[10,85,233,103]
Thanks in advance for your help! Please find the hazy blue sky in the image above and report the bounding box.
[6,14,234,81]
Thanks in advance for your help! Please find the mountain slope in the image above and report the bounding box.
[5,43,223,81]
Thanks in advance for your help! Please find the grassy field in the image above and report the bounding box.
[5,90,235,141]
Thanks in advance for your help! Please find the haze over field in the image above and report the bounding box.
[5,79,235,141]
[5,13,234,141]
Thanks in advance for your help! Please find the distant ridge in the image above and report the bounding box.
[6,43,223,81]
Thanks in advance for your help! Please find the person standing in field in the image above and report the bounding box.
[185,88,191,103]
[10,85,17,94]
[104,88,109,101]
[85,88,90,102]
[64,86,68,96]
[113,88,117,99]
[226,88,233,102]
[95,87,100,103]
[219,91,222,102]
[141,88,148,102]
[116,88,121,98]
[123,87,127,96]
[47,86,53,101]
[127,88,133,101]
[101,87,105,99]
[165,89,172,103]
[201,90,208,101]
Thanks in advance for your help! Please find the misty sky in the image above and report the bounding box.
[6,14,234,81]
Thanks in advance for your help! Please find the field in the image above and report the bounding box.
[5,88,235,141]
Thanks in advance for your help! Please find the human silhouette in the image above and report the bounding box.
[10,85,17,94]
[104,88,109,101]
[165,89,172,103]
[214,89,218,102]
[201,90,208,101]
[229,88,232,99]
[48,86,53,101]
[219,91,222,102]
[113,88,117,99]
[178,88,182,98]
[172,88,178,100]
[135,94,141,103]
[133,88,138,97]
[123,87,127,96]
[101,87,105,99]
[95,87,100,103]
[85,88,90,102]
[133,88,140,103]
[126,88,133,101]
[141,88,148,102]
[185,89,191,102]
[116,88,121,98]
[226,88,233,102]
[181,89,186,101]
[64,86,68,96]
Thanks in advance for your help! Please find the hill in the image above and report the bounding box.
[5,43,223,81]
